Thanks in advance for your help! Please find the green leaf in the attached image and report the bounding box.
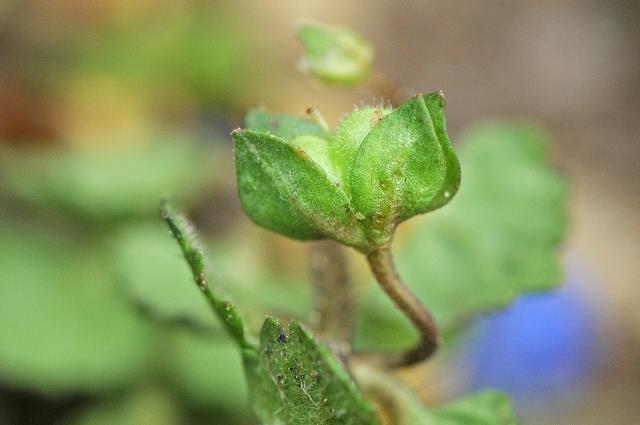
[0,222,153,393]
[160,201,249,347]
[245,108,328,140]
[161,202,379,425]
[434,390,519,425]
[349,92,461,247]
[354,365,518,425]
[329,107,392,183]
[164,330,249,412]
[356,121,567,350]
[232,129,366,248]
[0,139,211,219]
[247,318,379,425]
[297,22,373,86]
[108,222,219,330]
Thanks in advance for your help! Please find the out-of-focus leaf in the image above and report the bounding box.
[161,202,379,425]
[354,364,518,425]
[164,330,249,413]
[109,222,218,330]
[63,389,182,425]
[356,121,567,350]
[297,22,373,86]
[433,390,519,425]
[0,139,211,219]
[0,224,153,393]
[73,5,252,106]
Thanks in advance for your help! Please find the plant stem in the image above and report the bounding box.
[309,240,355,364]
[366,246,439,367]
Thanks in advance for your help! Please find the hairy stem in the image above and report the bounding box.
[309,240,355,364]
[366,246,439,367]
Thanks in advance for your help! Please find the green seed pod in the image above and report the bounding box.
[233,92,461,252]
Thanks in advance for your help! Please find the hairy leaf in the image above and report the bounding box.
[349,92,461,247]
[330,107,392,183]
[161,202,379,425]
[233,129,366,248]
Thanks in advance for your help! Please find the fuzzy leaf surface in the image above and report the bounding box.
[233,129,365,248]
[161,202,379,425]
[349,92,461,247]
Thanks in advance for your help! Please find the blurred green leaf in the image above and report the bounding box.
[164,330,249,413]
[356,121,567,350]
[109,222,219,330]
[0,139,211,219]
[64,388,182,425]
[355,365,517,425]
[297,22,373,86]
[0,223,153,393]
[73,5,251,106]
[433,390,519,425]
[161,201,379,424]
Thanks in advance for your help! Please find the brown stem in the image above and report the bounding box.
[366,246,439,367]
[309,240,355,364]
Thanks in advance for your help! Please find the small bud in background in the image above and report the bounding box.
[297,22,374,86]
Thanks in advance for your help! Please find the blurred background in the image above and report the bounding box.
[0,0,638,424]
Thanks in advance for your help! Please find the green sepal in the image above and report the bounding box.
[232,129,366,249]
[330,107,392,183]
[297,22,373,86]
[348,92,461,247]
[245,108,328,140]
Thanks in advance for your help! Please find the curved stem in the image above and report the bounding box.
[366,246,439,367]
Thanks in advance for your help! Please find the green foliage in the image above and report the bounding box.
[349,93,461,247]
[356,121,567,349]
[0,139,210,219]
[109,222,219,330]
[433,390,519,425]
[160,201,378,425]
[297,22,373,86]
[0,223,153,393]
[233,129,365,247]
[354,365,519,425]
[72,4,252,106]
[234,93,460,252]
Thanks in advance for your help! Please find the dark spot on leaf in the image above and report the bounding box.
[278,332,287,343]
